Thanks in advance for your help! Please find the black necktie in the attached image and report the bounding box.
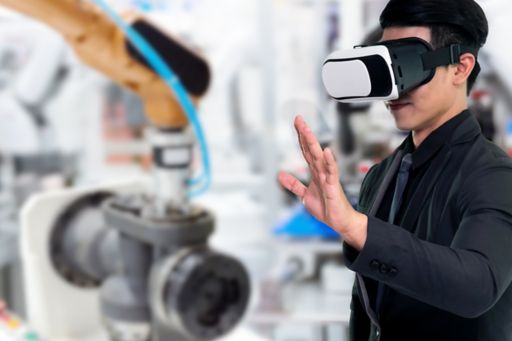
[388,153,413,224]
[375,153,413,317]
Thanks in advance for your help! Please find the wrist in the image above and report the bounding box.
[341,211,368,251]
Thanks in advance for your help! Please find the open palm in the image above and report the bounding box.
[278,116,355,234]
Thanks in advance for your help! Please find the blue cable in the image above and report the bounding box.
[90,0,211,197]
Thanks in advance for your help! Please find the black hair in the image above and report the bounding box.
[379,0,489,93]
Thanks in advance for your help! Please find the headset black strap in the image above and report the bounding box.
[422,44,479,70]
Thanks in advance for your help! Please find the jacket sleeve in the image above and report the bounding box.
[344,165,512,318]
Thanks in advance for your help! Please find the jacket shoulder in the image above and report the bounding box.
[459,136,512,175]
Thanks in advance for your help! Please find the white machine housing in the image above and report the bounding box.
[20,179,148,341]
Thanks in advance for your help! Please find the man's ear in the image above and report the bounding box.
[453,53,476,87]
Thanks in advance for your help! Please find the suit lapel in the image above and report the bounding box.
[368,149,404,216]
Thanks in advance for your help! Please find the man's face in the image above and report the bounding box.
[381,27,458,131]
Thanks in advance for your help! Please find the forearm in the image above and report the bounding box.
[344,215,499,318]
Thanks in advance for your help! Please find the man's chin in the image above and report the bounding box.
[391,111,415,131]
[393,118,414,132]
[396,125,411,131]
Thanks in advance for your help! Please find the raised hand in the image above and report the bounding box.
[278,115,367,249]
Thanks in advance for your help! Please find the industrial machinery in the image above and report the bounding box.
[0,1,250,340]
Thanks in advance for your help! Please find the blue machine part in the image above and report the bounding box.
[130,0,168,12]
[274,204,339,240]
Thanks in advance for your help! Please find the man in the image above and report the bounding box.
[278,0,512,340]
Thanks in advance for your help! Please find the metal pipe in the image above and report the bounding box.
[149,128,193,212]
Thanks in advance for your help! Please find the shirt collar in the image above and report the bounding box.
[402,110,472,171]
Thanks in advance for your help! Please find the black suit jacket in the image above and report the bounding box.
[345,112,512,341]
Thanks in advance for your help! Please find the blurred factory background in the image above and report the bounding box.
[0,0,510,340]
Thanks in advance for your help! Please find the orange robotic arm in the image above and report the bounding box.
[0,0,210,129]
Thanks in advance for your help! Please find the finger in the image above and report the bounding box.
[295,117,324,187]
[295,117,322,160]
[310,141,328,184]
[320,148,342,202]
[294,116,313,165]
[324,148,340,185]
[296,116,326,187]
[278,171,307,198]
[296,130,312,165]
[296,117,327,180]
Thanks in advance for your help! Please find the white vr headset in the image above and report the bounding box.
[322,37,479,103]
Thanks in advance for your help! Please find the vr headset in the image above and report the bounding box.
[322,37,479,103]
